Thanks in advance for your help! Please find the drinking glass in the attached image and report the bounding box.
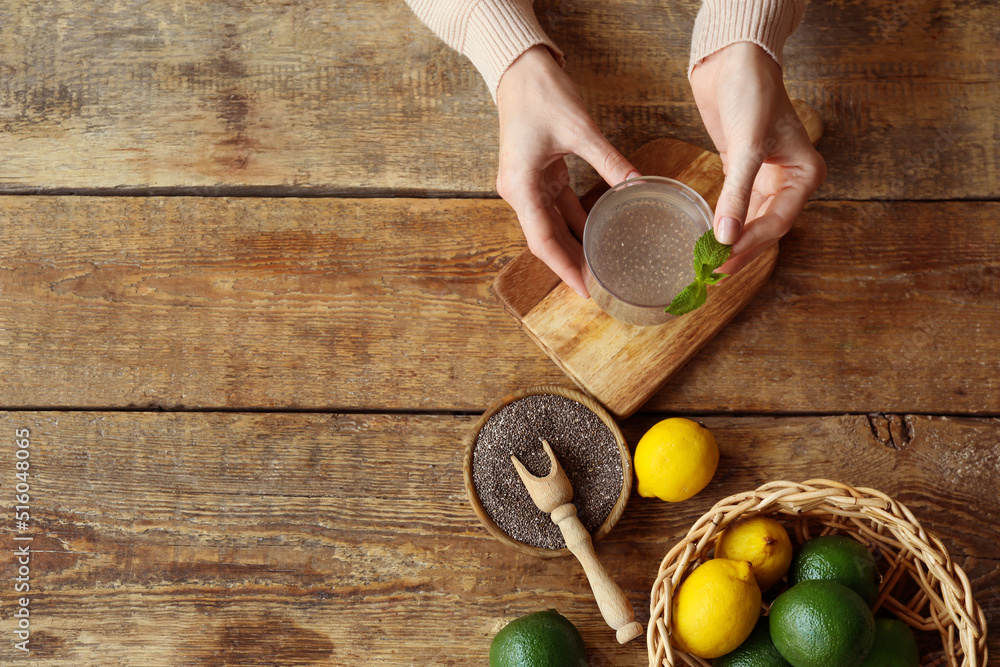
[583,176,713,326]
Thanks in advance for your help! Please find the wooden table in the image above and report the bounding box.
[1,1,997,664]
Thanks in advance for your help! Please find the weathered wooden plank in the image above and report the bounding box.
[0,195,543,410]
[0,411,996,664]
[0,0,996,198]
[1,197,998,413]
[0,0,496,193]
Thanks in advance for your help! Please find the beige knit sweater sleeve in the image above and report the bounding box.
[404,0,804,100]
[688,0,805,77]
[404,0,564,100]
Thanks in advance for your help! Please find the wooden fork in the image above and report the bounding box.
[511,439,643,644]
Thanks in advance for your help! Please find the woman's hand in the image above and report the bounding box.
[496,45,639,297]
[690,42,826,273]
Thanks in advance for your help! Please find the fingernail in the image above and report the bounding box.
[625,170,641,181]
[716,217,740,245]
[574,287,588,299]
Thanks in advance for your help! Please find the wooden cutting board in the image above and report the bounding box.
[493,101,822,419]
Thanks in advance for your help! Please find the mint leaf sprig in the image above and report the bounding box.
[665,229,731,316]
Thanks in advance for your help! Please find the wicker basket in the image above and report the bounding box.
[648,479,988,667]
[463,385,632,559]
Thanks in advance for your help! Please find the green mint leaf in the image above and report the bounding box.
[703,271,729,285]
[696,261,713,283]
[693,229,732,274]
[667,230,732,317]
[665,280,708,316]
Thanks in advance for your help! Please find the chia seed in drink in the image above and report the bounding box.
[472,394,624,550]
[589,198,698,305]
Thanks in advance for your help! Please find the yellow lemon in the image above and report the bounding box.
[671,558,762,659]
[634,418,718,502]
[715,516,793,592]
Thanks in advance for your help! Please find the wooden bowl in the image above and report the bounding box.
[647,479,989,667]
[463,385,632,559]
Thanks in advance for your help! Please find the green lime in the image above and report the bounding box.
[770,580,875,667]
[860,618,920,667]
[790,535,881,606]
[489,610,588,667]
[714,616,791,667]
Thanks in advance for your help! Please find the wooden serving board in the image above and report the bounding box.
[493,101,822,419]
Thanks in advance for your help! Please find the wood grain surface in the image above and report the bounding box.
[1,196,997,414]
[1,0,998,663]
[0,411,996,665]
[0,0,997,198]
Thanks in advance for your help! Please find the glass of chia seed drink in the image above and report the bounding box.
[583,175,713,326]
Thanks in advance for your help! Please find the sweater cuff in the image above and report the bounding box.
[688,0,805,78]
[463,1,564,101]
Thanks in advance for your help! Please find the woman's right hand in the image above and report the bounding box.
[495,45,639,298]
[690,42,826,274]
